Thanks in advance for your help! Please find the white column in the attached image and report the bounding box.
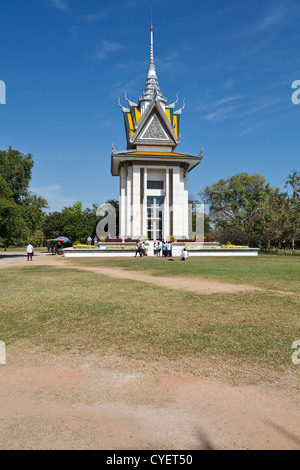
[172,166,185,238]
[132,165,141,239]
[143,167,148,238]
[120,166,127,240]
[183,170,189,238]
[126,165,133,239]
[164,168,169,241]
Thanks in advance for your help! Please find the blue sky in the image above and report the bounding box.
[0,0,299,211]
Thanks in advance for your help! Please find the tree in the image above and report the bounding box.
[22,193,48,243]
[188,196,211,238]
[260,188,289,250]
[42,201,107,243]
[0,147,33,203]
[199,173,271,246]
[41,211,65,239]
[0,147,48,248]
[0,196,27,247]
[285,171,300,254]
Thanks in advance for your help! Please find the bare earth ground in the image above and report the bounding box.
[0,254,299,450]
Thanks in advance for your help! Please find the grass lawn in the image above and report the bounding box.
[1,247,48,253]
[0,254,299,376]
[65,254,300,292]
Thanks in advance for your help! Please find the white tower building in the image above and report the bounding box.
[111,23,202,241]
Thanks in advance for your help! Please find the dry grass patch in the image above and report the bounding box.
[0,265,299,372]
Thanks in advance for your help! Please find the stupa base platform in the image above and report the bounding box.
[63,242,260,258]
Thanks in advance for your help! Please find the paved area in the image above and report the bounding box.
[0,252,53,265]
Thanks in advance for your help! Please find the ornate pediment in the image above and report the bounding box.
[129,101,179,149]
[140,115,169,140]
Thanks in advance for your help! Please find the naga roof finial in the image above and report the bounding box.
[174,98,185,115]
[167,93,179,109]
[118,96,129,113]
[124,90,137,107]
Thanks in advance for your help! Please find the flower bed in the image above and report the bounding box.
[186,245,219,249]
[176,237,211,243]
[221,244,249,249]
[73,244,99,249]
[106,245,136,250]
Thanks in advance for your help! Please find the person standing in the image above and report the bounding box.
[87,236,92,245]
[135,242,140,257]
[167,241,171,257]
[153,241,157,256]
[157,242,161,257]
[27,242,34,261]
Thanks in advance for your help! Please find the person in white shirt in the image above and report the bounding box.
[181,247,189,261]
[27,242,34,261]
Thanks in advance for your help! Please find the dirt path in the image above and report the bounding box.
[0,254,260,294]
[0,353,299,450]
[0,254,299,450]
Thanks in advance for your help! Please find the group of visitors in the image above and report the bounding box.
[135,241,146,257]
[153,240,173,257]
[47,241,62,255]
[87,236,99,246]
[134,240,189,260]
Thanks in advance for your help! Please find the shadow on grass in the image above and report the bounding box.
[0,254,27,260]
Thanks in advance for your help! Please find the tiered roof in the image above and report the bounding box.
[117,23,185,151]
[111,23,203,177]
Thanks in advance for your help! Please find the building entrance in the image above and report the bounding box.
[147,196,164,240]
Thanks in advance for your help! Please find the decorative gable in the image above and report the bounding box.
[140,115,169,140]
[128,101,179,149]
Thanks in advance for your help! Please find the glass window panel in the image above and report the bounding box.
[147,181,164,190]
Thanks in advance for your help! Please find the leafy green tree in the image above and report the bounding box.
[41,211,65,239]
[260,188,289,250]
[285,171,300,253]
[199,171,300,251]
[42,201,107,243]
[22,193,48,243]
[188,196,211,238]
[199,173,271,246]
[0,197,27,247]
[0,147,48,248]
[0,147,33,203]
